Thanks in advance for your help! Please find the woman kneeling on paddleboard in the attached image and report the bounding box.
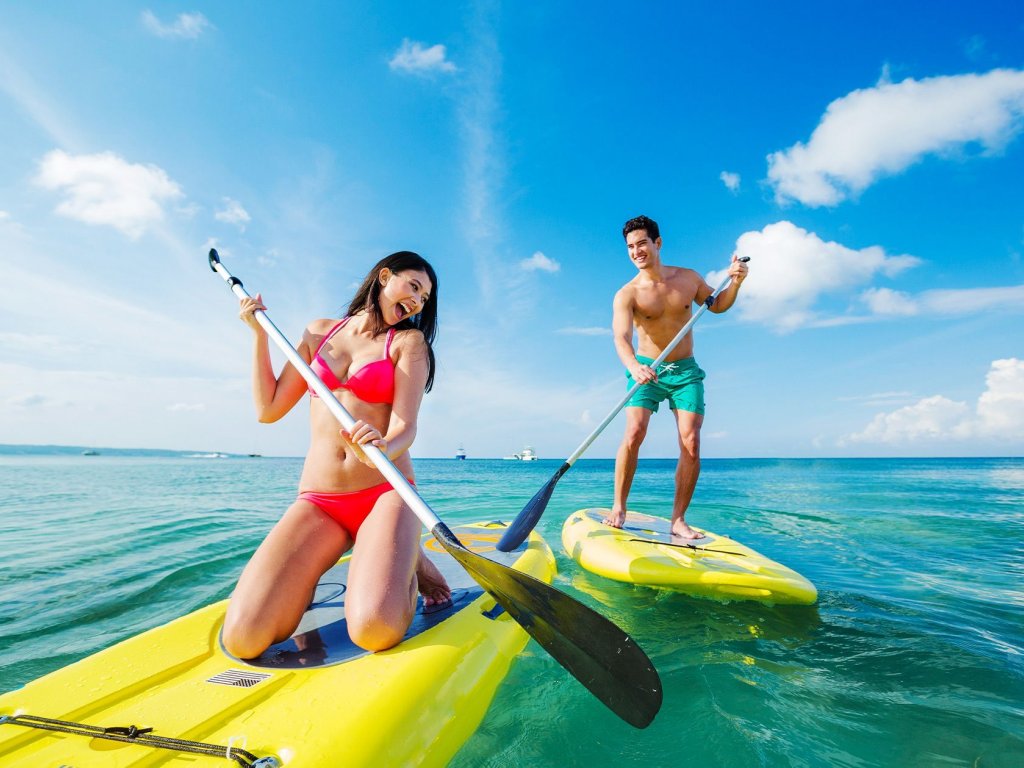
[223,251,451,657]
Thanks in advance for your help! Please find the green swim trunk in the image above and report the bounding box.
[626,355,706,414]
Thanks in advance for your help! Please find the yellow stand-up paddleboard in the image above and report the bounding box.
[0,522,555,767]
[562,509,816,605]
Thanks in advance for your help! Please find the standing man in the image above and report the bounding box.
[604,215,747,539]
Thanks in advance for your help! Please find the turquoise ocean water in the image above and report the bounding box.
[1,452,1022,767]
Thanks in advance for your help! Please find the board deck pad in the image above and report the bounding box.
[227,524,526,669]
[581,508,713,544]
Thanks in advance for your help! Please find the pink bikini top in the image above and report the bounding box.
[308,318,396,404]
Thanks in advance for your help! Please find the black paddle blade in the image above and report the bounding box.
[496,462,569,552]
[434,523,662,728]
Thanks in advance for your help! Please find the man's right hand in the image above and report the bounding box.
[629,360,658,384]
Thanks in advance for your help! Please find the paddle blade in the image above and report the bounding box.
[434,524,662,728]
[496,463,569,552]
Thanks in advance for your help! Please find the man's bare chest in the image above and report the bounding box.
[633,283,697,320]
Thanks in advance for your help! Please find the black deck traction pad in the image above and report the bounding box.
[224,528,526,670]
[245,585,485,668]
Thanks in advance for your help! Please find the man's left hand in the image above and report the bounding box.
[729,254,748,285]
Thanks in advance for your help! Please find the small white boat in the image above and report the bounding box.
[455,445,467,460]
[504,446,538,461]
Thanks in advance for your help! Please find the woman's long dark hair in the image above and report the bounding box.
[346,251,439,392]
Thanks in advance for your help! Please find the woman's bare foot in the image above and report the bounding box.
[670,519,704,540]
[602,508,627,528]
[416,550,452,607]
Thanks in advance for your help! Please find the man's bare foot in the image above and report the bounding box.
[603,508,627,528]
[416,550,452,607]
[670,519,704,540]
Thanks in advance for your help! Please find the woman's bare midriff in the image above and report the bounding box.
[297,392,414,492]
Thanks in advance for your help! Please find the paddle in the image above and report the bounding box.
[497,256,750,552]
[208,249,662,728]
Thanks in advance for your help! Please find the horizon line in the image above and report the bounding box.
[1,443,1021,461]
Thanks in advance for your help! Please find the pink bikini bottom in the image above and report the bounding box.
[298,480,410,538]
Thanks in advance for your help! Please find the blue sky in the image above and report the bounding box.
[1,2,1022,459]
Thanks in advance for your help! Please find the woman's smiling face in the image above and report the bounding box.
[379,268,433,325]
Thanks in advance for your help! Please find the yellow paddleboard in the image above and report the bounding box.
[562,509,816,605]
[0,522,555,767]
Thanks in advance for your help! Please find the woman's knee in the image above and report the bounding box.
[345,583,416,652]
[221,608,275,659]
[347,612,410,652]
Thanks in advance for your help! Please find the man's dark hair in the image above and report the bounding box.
[622,215,660,241]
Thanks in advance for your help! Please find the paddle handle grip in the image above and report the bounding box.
[564,258,748,467]
[208,249,443,531]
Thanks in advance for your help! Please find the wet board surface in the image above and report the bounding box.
[581,508,715,545]
[227,523,527,669]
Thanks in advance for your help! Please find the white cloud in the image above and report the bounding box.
[846,395,971,444]
[215,197,251,230]
[964,35,987,62]
[0,211,9,220]
[557,327,611,336]
[714,221,920,332]
[720,171,740,192]
[167,402,206,412]
[177,202,202,219]
[860,287,919,315]
[862,284,1024,317]
[520,251,560,273]
[976,358,1024,439]
[717,223,1023,331]
[455,8,513,317]
[389,39,457,75]
[7,393,51,408]
[0,331,78,356]
[917,285,1024,315]
[767,69,1024,206]
[837,391,918,408]
[845,358,1024,446]
[0,47,78,147]
[35,149,184,238]
[141,10,211,40]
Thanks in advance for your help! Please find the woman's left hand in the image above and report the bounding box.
[341,420,388,466]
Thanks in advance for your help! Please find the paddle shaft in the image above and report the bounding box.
[565,258,749,467]
[208,250,443,531]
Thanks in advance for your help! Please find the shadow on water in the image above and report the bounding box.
[563,566,822,656]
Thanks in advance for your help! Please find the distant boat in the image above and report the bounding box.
[247,453,263,458]
[81,449,99,456]
[187,452,230,459]
[455,445,467,460]
[503,446,538,461]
